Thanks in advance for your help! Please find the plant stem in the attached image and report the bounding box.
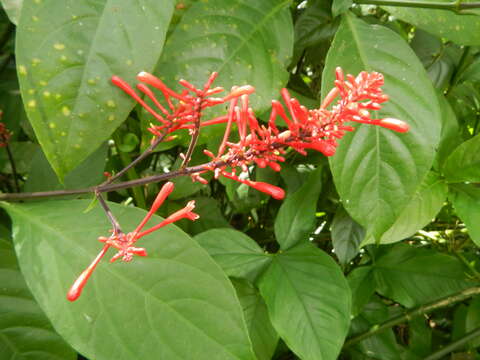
[111,132,146,209]
[344,286,480,348]
[424,326,480,360]
[0,161,217,201]
[455,252,480,280]
[4,142,19,192]
[102,133,166,186]
[95,190,123,234]
[180,98,203,169]
[354,0,480,12]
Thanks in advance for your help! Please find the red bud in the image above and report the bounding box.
[249,181,285,200]
[378,118,410,133]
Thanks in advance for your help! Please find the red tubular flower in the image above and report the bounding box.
[67,182,199,302]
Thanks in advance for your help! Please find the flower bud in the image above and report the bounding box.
[378,118,410,133]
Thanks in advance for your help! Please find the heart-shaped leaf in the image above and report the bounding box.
[323,13,440,241]
[2,200,256,360]
[0,238,76,360]
[259,242,351,360]
[16,0,175,178]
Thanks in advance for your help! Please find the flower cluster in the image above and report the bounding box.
[112,67,408,200]
[67,182,199,301]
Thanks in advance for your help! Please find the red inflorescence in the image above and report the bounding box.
[111,67,409,200]
[0,120,11,148]
[67,182,199,301]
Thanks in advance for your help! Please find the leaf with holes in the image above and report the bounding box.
[259,242,351,360]
[16,0,175,178]
[1,200,256,360]
[322,13,440,241]
[0,238,76,360]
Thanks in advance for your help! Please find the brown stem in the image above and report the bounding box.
[102,133,167,186]
[0,161,219,201]
[4,142,20,192]
[344,286,480,348]
[95,190,123,234]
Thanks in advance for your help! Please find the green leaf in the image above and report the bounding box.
[443,134,480,183]
[232,279,278,360]
[1,0,22,24]
[16,0,175,178]
[332,0,352,17]
[362,171,447,245]
[323,13,440,241]
[449,184,480,247]
[0,238,76,360]
[348,266,376,317]
[0,141,38,174]
[2,200,256,360]
[331,206,365,265]
[274,166,322,250]
[382,4,480,46]
[150,0,293,135]
[24,143,107,193]
[195,228,271,283]
[258,242,351,360]
[373,243,471,307]
[182,197,231,236]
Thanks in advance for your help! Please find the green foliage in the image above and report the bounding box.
[1,1,480,359]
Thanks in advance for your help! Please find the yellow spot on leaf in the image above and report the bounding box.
[53,43,65,50]
[18,65,27,75]
[62,106,71,116]
[27,100,36,108]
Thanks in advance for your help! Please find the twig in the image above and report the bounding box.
[4,142,19,192]
[180,98,203,169]
[0,161,218,201]
[344,286,480,348]
[111,131,146,208]
[102,133,167,186]
[95,190,123,234]
[354,0,480,12]
[424,326,480,360]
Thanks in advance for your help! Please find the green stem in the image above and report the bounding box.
[344,286,480,348]
[112,132,146,209]
[424,326,480,360]
[455,252,480,280]
[354,0,480,12]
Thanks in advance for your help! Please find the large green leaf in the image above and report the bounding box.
[1,200,256,360]
[382,3,480,46]
[362,171,447,245]
[443,134,480,183]
[195,228,271,283]
[323,13,440,241]
[1,0,22,24]
[259,242,351,360]
[449,184,480,247]
[0,238,76,360]
[274,166,322,250]
[233,279,278,360]
[373,243,472,307]
[16,0,175,178]
[148,0,293,136]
